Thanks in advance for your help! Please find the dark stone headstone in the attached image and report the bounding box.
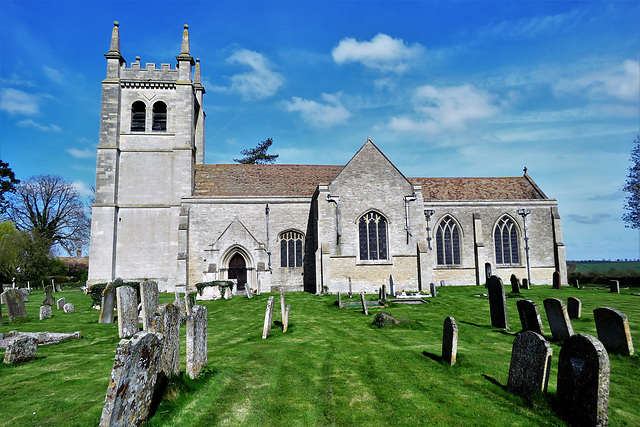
[552,271,561,289]
[442,316,458,366]
[2,289,28,321]
[382,284,387,301]
[348,275,352,298]
[42,285,55,306]
[484,263,492,285]
[543,298,573,342]
[567,297,582,319]
[371,312,400,328]
[556,334,610,427]
[521,278,530,290]
[337,293,342,307]
[507,331,552,401]
[487,276,508,329]
[389,275,394,296]
[593,307,634,356]
[516,299,544,335]
[609,280,619,293]
[510,274,520,293]
[430,282,437,298]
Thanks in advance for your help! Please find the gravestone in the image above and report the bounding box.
[442,316,458,366]
[543,298,574,341]
[99,332,164,427]
[174,291,187,323]
[39,305,52,320]
[574,279,580,289]
[348,275,353,298]
[140,280,159,331]
[262,296,275,339]
[484,263,492,285]
[337,293,342,307]
[280,288,286,323]
[223,286,232,300]
[18,288,28,301]
[516,299,544,335]
[609,280,619,294]
[2,289,28,321]
[186,305,208,379]
[389,275,394,297]
[148,303,180,377]
[556,334,610,427]
[382,284,387,301]
[185,292,196,315]
[3,335,38,364]
[256,278,261,295]
[63,303,74,314]
[116,286,139,338]
[507,331,552,401]
[552,271,561,289]
[371,312,400,328]
[440,279,446,287]
[522,278,529,290]
[56,297,66,310]
[510,274,520,293]
[246,285,253,299]
[360,293,369,315]
[567,297,582,319]
[430,282,437,298]
[487,275,508,329]
[42,285,55,306]
[283,304,291,332]
[99,283,116,324]
[593,307,634,356]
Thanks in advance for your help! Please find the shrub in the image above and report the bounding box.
[195,280,233,295]
[87,281,141,307]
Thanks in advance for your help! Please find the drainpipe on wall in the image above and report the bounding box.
[326,195,341,245]
[424,209,435,250]
[265,204,271,270]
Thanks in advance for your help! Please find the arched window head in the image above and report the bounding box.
[359,211,388,261]
[152,101,167,132]
[494,216,519,265]
[279,230,304,267]
[131,101,146,132]
[436,216,461,266]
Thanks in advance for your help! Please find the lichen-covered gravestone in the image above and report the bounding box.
[516,299,544,335]
[99,332,164,427]
[487,275,508,329]
[507,331,552,401]
[63,303,75,314]
[99,283,116,324]
[567,297,582,319]
[593,307,634,356]
[543,298,573,342]
[140,280,159,331]
[148,303,181,377]
[262,296,275,339]
[2,289,28,321]
[116,285,139,338]
[56,297,66,310]
[4,335,38,364]
[442,316,458,366]
[39,305,53,320]
[556,334,610,427]
[186,305,208,379]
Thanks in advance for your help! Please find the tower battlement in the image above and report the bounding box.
[121,61,181,82]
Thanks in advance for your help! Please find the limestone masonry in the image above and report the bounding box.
[88,23,567,293]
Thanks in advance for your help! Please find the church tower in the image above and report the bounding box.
[88,22,205,291]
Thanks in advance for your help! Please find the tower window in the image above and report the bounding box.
[131,101,146,132]
[152,101,167,131]
[280,231,304,267]
[436,216,461,266]
[359,211,388,261]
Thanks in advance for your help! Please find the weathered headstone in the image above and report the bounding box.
[283,304,291,332]
[3,335,38,364]
[185,292,196,315]
[99,332,164,427]
[186,305,208,379]
[516,299,544,335]
[430,282,437,298]
[63,303,75,314]
[42,285,55,306]
[382,284,387,301]
[440,279,446,287]
[256,278,261,295]
[574,279,580,289]
[389,275,394,297]
[543,298,574,342]
[2,289,28,321]
[280,288,286,323]
[507,331,552,401]
[148,303,180,377]
[246,285,253,299]
[39,305,52,320]
[348,275,353,298]
[593,307,634,356]
[371,312,400,328]
[116,286,139,338]
[223,286,232,300]
[552,271,561,289]
[18,288,28,301]
[262,296,275,339]
[360,293,369,316]
[140,280,159,331]
[487,275,508,329]
[609,280,619,294]
[56,297,66,310]
[510,274,520,293]
[337,293,342,307]
[99,283,116,324]
[556,334,610,427]
[521,278,530,290]
[567,297,582,319]
[174,291,187,323]
[442,316,458,366]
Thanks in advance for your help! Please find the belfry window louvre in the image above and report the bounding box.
[131,101,146,132]
[436,216,461,266]
[279,231,303,267]
[358,211,388,261]
[494,216,519,265]
[152,101,167,131]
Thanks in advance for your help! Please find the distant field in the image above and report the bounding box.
[567,260,640,287]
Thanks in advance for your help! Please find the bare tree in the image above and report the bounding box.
[5,175,90,255]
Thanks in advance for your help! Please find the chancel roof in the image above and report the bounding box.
[194,164,548,200]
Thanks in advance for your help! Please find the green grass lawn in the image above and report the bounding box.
[1,286,639,426]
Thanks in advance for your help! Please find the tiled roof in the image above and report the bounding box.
[193,164,547,200]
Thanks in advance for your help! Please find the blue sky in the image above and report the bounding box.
[0,0,638,260]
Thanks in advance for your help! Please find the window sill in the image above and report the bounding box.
[356,259,393,266]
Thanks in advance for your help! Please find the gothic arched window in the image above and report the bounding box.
[131,101,146,132]
[152,101,167,131]
[359,211,388,261]
[436,216,461,266]
[494,216,519,265]
[280,230,304,268]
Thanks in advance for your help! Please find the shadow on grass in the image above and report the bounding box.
[421,351,442,363]
[481,374,507,391]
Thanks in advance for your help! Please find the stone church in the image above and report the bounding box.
[88,23,567,293]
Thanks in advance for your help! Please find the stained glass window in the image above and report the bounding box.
[279,231,304,267]
[436,216,461,265]
[359,212,388,261]
[494,217,519,264]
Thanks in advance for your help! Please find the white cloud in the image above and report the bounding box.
[284,93,351,128]
[0,73,36,87]
[43,66,65,83]
[481,9,581,38]
[332,33,424,73]
[0,88,39,115]
[73,181,94,198]
[17,118,61,132]
[388,84,501,134]
[213,49,284,101]
[567,213,611,225]
[554,60,640,102]
[67,148,94,158]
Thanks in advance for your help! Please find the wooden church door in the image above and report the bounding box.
[228,253,247,291]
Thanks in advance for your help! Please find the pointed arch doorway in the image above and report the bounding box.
[228,253,247,292]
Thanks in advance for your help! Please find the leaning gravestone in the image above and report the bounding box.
[507,331,552,401]
[2,289,28,321]
[186,305,208,379]
[593,307,635,356]
[442,316,458,366]
[516,299,544,335]
[262,296,275,339]
[63,303,74,314]
[280,288,286,323]
[430,282,437,298]
[42,285,55,306]
[3,335,38,364]
[116,286,139,338]
[360,293,369,316]
[610,280,619,294]
[148,303,181,377]
[39,305,53,320]
[487,275,508,329]
[140,280,159,331]
[99,332,164,427]
[283,304,291,332]
[510,274,520,293]
[556,334,610,427]
[552,271,561,289]
[543,298,574,342]
[56,297,66,310]
[99,283,116,324]
[567,297,582,319]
